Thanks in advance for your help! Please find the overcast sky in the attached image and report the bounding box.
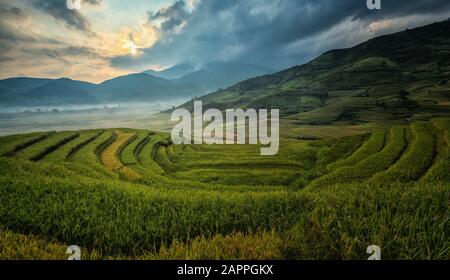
[1,0,450,83]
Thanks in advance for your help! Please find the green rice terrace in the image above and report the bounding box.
[0,118,449,260]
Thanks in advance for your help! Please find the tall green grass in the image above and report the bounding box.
[309,126,407,187]
[368,122,435,183]
[31,133,80,161]
[327,131,386,171]
[12,132,78,161]
[43,130,101,162]
[68,130,119,179]
[1,133,49,157]
[0,227,101,260]
[121,130,149,166]
[100,130,139,179]
[285,181,449,260]
[0,159,307,256]
[153,142,182,173]
[421,118,450,182]
[136,134,165,175]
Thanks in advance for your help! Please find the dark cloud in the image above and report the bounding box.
[149,0,189,32]
[0,3,99,68]
[0,4,28,20]
[0,4,37,56]
[84,0,102,5]
[18,45,107,67]
[57,46,102,57]
[32,0,102,34]
[0,23,34,43]
[112,0,450,71]
[0,56,13,63]
[26,48,72,66]
[0,3,63,57]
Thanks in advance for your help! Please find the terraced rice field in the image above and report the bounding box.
[0,119,449,260]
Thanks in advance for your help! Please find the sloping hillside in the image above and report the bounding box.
[179,20,450,124]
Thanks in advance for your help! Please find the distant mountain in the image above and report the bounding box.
[143,62,275,95]
[105,62,274,102]
[97,73,197,102]
[0,62,274,107]
[0,77,52,94]
[0,77,52,106]
[176,62,275,94]
[25,78,98,105]
[178,20,450,124]
[0,78,97,106]
[143,64,194,80]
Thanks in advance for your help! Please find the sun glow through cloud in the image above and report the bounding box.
[128,41,139,55]
[111,24,158,57]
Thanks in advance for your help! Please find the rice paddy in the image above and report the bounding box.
[0,119,448,260]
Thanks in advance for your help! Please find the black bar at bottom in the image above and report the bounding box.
[0,260,448,279]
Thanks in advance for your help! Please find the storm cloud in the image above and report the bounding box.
[112,0,450,71]
[150,0,190,32]
[32,0,102,34]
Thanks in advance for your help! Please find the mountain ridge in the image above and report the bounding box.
[177,20,450,124]
[0,62,273,107]
[143,63,194,80]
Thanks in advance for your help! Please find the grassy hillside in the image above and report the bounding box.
[178,21,450,124]
[0,119,448,260]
